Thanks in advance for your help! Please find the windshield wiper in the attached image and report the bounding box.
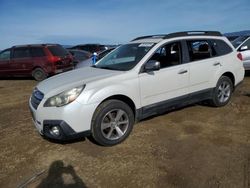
[92,65,122,71]
[98,66,116,70]
[93,66,117,70]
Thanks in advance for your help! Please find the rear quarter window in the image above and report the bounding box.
[30,47,45,57]
[48,46,69,57]
[210,39,233,56]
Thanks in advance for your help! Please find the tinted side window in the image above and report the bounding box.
[30,47,45,57]
[187,40,212,61]
[13,48,30,58]
[0,50,11,60]
[210,39,233,56]
[150,42,182,68]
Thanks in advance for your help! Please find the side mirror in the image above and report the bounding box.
[240,45,248,51]
[144,60,160,72]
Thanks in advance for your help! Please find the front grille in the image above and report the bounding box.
[31,88,44,110]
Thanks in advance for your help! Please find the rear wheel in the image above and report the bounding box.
[91,100,134,146]
[32,68,47,81]
[209,76,233,107]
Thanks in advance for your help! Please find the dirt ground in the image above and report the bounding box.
[0,73,250,188]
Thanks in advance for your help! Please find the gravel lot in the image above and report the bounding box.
[0,73,250,188]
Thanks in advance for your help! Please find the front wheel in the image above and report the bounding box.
[91,100,134,146]
[209,76,233,107]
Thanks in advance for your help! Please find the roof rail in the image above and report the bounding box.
[131,34,167,41]
[12,43,59,48]
[131,31,222,41]
[163,31,222,39]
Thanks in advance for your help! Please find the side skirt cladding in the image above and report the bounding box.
[136,88,214,121]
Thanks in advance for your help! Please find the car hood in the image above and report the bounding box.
[37,67,122,97]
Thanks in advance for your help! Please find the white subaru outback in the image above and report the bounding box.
[29,31,244,146]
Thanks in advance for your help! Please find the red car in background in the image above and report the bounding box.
[0,44,74,81]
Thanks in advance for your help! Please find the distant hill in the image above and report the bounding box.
[224,30,250,37]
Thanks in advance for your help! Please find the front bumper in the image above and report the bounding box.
[29,97,98,140]
[42,120,91,140]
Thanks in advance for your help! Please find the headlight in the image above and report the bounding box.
[44,85,85,107]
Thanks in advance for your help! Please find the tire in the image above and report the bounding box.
[209,76,233,107]
[91,99,134,146]
[32,68,47,81]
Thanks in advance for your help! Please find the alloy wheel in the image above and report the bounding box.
[101,109,129,140]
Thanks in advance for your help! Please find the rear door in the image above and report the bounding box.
[186,39,221,93]
[0,49,11,76]
[11,47,33,75]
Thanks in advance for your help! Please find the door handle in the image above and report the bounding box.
[178,69,188,74]
[213,62,221,66]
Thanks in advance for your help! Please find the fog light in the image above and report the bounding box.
[49,126,60,137]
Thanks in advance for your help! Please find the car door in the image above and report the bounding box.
[186,39,221,93]
[237,37,250,70]
[0,49,11,76]
[139,41,189,109]
[11,47,33,75]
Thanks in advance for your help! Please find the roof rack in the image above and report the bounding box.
[131,34,166,41]
[131,31,222,41]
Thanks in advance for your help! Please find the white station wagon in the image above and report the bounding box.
[29,31,244,146]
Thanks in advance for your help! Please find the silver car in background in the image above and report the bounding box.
[232,36,250,70]
[75,47,116,69]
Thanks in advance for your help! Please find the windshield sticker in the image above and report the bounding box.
[139,43,154,47]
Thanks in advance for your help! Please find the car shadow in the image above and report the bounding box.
[245,70,250,77]
[242,71,250,97]
[42,136,87,145]
[43,135,103,146]
[37,160,87,188]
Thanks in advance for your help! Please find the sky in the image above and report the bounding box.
[0,0,249,49]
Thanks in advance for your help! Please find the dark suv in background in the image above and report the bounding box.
[69,44,108,53]
[0,44,74,80]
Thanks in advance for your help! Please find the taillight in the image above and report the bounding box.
[49,56,61,63]
[237,53,243,61]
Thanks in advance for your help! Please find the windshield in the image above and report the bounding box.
[232,36,249,48]
[93,43,155,71]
